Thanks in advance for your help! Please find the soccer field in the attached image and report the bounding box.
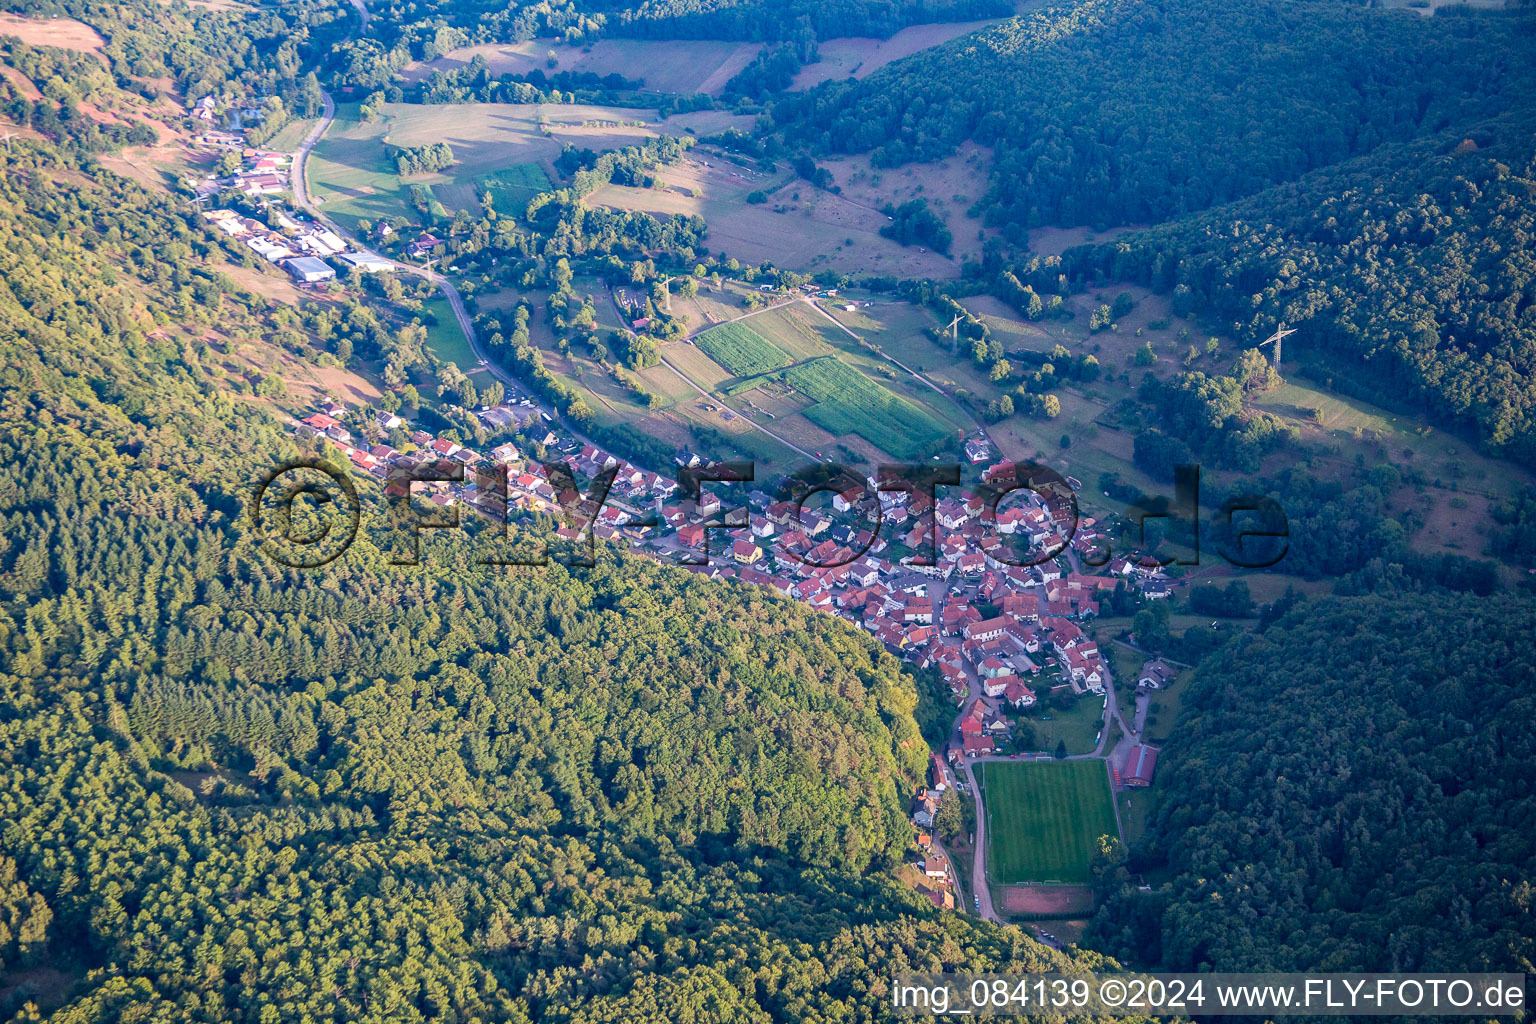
[980,760,1119,886]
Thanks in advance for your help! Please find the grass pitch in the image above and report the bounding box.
[980,760,1118,886]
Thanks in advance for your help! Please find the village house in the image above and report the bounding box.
[963,616,1011,644]
[1138,658,1179,690]
[408,232,443,258]
[962,733,996,757]
[832,485,864,513]
[983,671,1022,699]
[935,498,969,532]
[1003,679,1036,708]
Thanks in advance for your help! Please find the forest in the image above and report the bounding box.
[1089,593,1536,975]
[764,0,1536,468]
[770,0,1535,231]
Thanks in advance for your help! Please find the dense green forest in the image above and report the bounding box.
[771,0,1535,230]
[1089,593,1536,974]
[0,128,1133,1019]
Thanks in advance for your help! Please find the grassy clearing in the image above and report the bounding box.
[0,13,105,50]
[589,155,960,278]
[1140,683,1186,747]
[789,19,1009,90]
[981,760,1119,886]
[785,357,949,459]
[693,320,791,377]
[1119,783,1160,846]
[421,297,477,370]
[479,162,554,217]
[305,103,411,232]
[1026,691,1106,756]
[263,116,319,152]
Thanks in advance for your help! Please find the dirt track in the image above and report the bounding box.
[1001,885,1094,916]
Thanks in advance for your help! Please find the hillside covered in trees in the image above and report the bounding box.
[770,0,1535,232]
[1063,110,1536,468]
[1089,593,1536,974]
[764,0,1536,467]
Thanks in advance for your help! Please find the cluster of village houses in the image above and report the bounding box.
[295,402,1172,658]
[908,753,960,910]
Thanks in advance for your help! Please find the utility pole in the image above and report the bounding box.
[1258,323,1297,374]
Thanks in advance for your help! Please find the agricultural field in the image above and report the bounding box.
[307,101,662,232]
[980,760,1119,886]
[588,154,961,277]
[506,280,805,465]
[670,279,755,329]
[785,358,949,459]
[666,302,973,465]
[693,321,790,377]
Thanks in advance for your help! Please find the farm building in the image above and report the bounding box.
[335,253,396,273]
[283,256,335,283]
